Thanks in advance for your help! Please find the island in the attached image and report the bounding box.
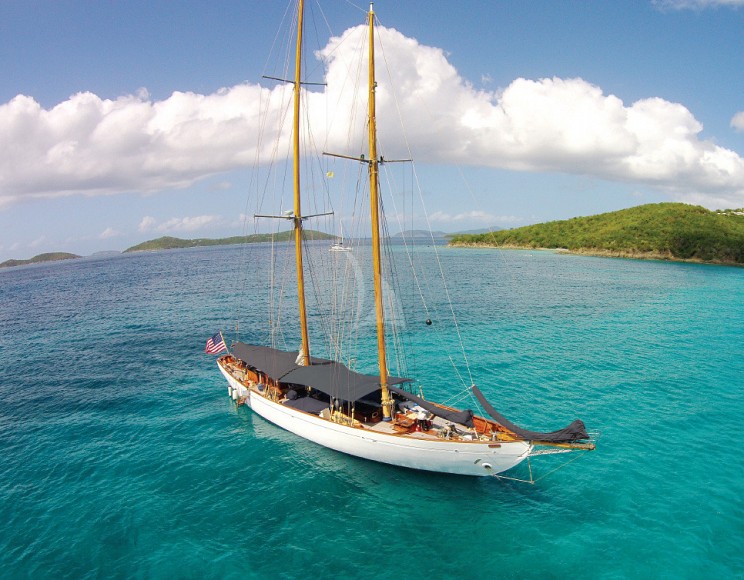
[5,205,742,268]
[0,252,81,269]
[124,229,335,252]
[392,229,448,239]
[448,203,744,266]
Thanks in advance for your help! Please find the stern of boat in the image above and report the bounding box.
[217,355,252,407]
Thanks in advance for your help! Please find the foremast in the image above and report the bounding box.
[293,0,311,366]
[367,3,394,421]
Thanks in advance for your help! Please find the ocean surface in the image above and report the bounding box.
[1,243,742,578]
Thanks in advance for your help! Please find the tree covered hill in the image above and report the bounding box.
[449,203,744,265]
[0,252,81,268]
[124,230,334,252]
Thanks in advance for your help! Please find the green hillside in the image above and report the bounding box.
[124,229,334,253]
[0,252,81,269]
[449,203,744,265]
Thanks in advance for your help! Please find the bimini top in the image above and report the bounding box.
[231,342,411,401]
[232,343,331,379]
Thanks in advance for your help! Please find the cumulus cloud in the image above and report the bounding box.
[138,214,220,234]
[1,24,743,209]
[0,85,281,205]
[732,111,744,132]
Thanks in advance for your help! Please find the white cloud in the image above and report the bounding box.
[731,111,744,132]
[653,0,744,9]
[429,210,494,223]
[138,216,157,232]
[0,24,743,210]
[29,235,47,248]
[138,214,220,234]
[428,210,521,225]
[99,227,119,239]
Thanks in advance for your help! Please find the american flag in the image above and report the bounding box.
[205,332,227,354]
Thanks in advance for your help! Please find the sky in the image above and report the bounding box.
[1,0,743,261]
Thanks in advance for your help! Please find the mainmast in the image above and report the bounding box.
[293,0,311,366]
[367,4,393,420]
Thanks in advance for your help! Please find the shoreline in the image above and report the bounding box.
[448,242,743,267]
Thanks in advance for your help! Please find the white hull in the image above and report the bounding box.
[218,363,531,477]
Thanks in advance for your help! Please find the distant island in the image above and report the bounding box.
[449,226,504,235]
[393,227,502,238]
[0,252,81,269]
[0,231,336,268]
[4,205,742,268]
[124,230,334,252]
[392,229,448,238]
[449,203,744,265]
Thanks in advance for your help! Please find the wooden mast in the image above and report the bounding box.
[293,0,311,366]
[367,3,393,420]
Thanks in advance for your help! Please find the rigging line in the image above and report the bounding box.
[342,216,364,362]
[236,69,291,342]
[455,163,521,305]
[311,0,335,39]
[529,450,591,484]
[236,83,270,335]
[260,1,295,85]
[378,182,416,378]
[268,22,308,349]
[384,197,431,318]
[380,177,467,390]
[318,10,367,156]
[270,129,296,349]
[415,174,473,386]
[332,127,367,365]
[270,219,278,348]
[446,170,522,413]
[269,221,279,348]
[370,31,461,375]
[340,0,368,17]
[254,85,294,216]
[347,174,366,363]
[378,201,407,377]
[301,104,336,217]
[302,236,331,356]
[376,33,474,388]
[272,225,294,351]
[331,251,352,362]
[380,178,447,383]
[303,1,329,83]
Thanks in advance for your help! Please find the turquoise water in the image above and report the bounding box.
[1,244,742,578]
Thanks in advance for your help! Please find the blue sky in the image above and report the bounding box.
[1,0,743,260]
